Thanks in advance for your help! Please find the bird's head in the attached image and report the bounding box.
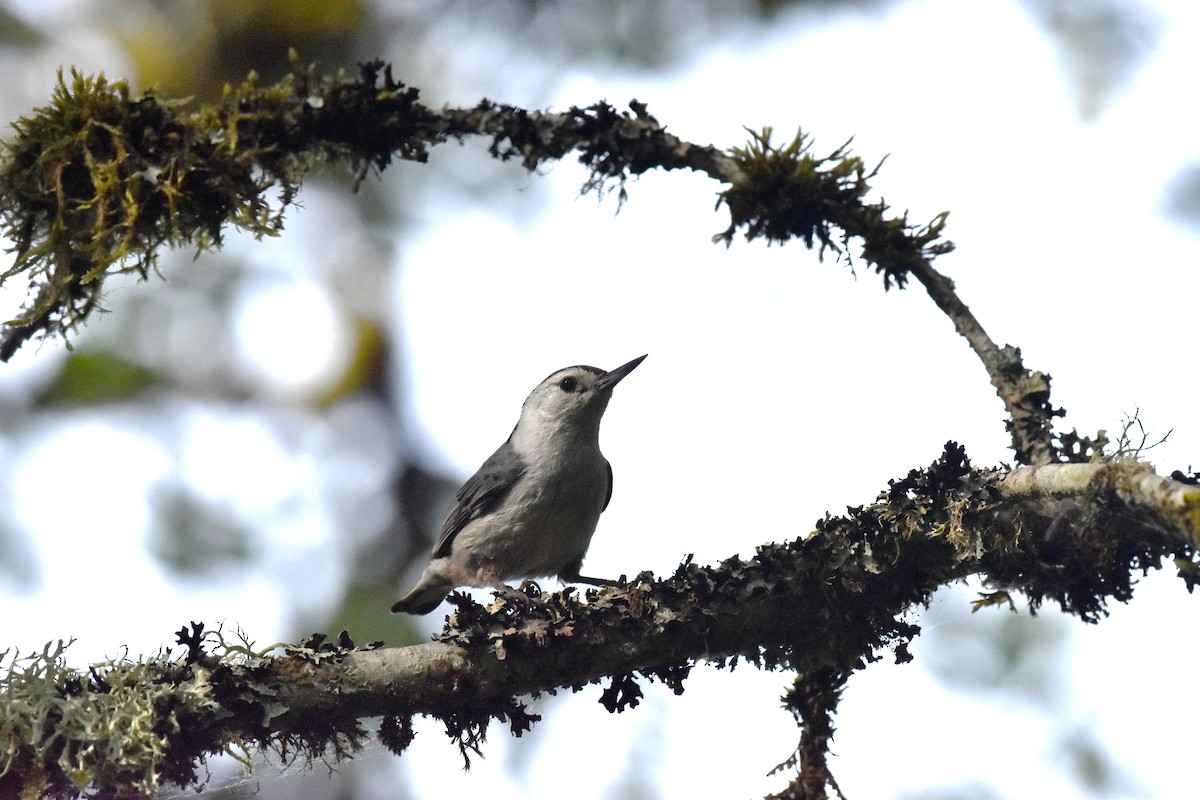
[513,354,647,443]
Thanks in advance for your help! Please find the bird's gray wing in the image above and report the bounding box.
[602,458,613,512]
[432,439,527,559]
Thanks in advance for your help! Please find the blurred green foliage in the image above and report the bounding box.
[118,0,367,96]
[38,350,158,405]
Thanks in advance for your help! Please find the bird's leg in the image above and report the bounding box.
[559,559,621,588]
[571,574,620,586]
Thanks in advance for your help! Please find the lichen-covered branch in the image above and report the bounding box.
[905,260,1061,465]
[3,445,1196,799]
[0,56,735,362]
[0,58,1061,465]
[770,670,849,800]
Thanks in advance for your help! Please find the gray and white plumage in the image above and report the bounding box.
[391,354,646,615]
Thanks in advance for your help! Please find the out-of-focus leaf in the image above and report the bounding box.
[147,484,256,575]
[1164,163,1200,231]
[0,8,43,48]
[327,581,412,647]
[38,350,159,406]
[1056,726,1144,798]
[251,0,366,35]
[316,317,388,408]
[116,4,216,95]
[0,521,40,593]
[117,0,367,96]
[1016,0,1160,119]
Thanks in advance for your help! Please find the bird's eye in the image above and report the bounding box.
[558,376,579,393]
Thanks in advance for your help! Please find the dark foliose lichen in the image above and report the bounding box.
[2,446,1195,798]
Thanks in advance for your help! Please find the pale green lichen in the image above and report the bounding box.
[0,625,370,798]
[0,640,208,796]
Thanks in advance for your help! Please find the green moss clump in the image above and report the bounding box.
[0,69,290,360]
[0,56,436,363]
[716,127,874,252]
[716,127,954,289]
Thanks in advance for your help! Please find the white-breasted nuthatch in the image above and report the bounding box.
[391,354,647,615]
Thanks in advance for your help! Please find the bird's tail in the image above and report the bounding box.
[391,579,451,615]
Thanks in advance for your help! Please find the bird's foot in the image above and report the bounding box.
[492,581,550,613]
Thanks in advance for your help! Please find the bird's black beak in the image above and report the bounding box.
[596,354,647,391]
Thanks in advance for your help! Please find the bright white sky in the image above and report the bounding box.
[2,0,1199,798]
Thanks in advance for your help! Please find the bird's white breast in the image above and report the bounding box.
[451,434,609,580]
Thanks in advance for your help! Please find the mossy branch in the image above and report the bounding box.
[2,445,1197,799]
[0,58,1061,464]
[0,56,735,362]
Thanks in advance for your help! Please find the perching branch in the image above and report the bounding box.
[3,447,1197,798]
